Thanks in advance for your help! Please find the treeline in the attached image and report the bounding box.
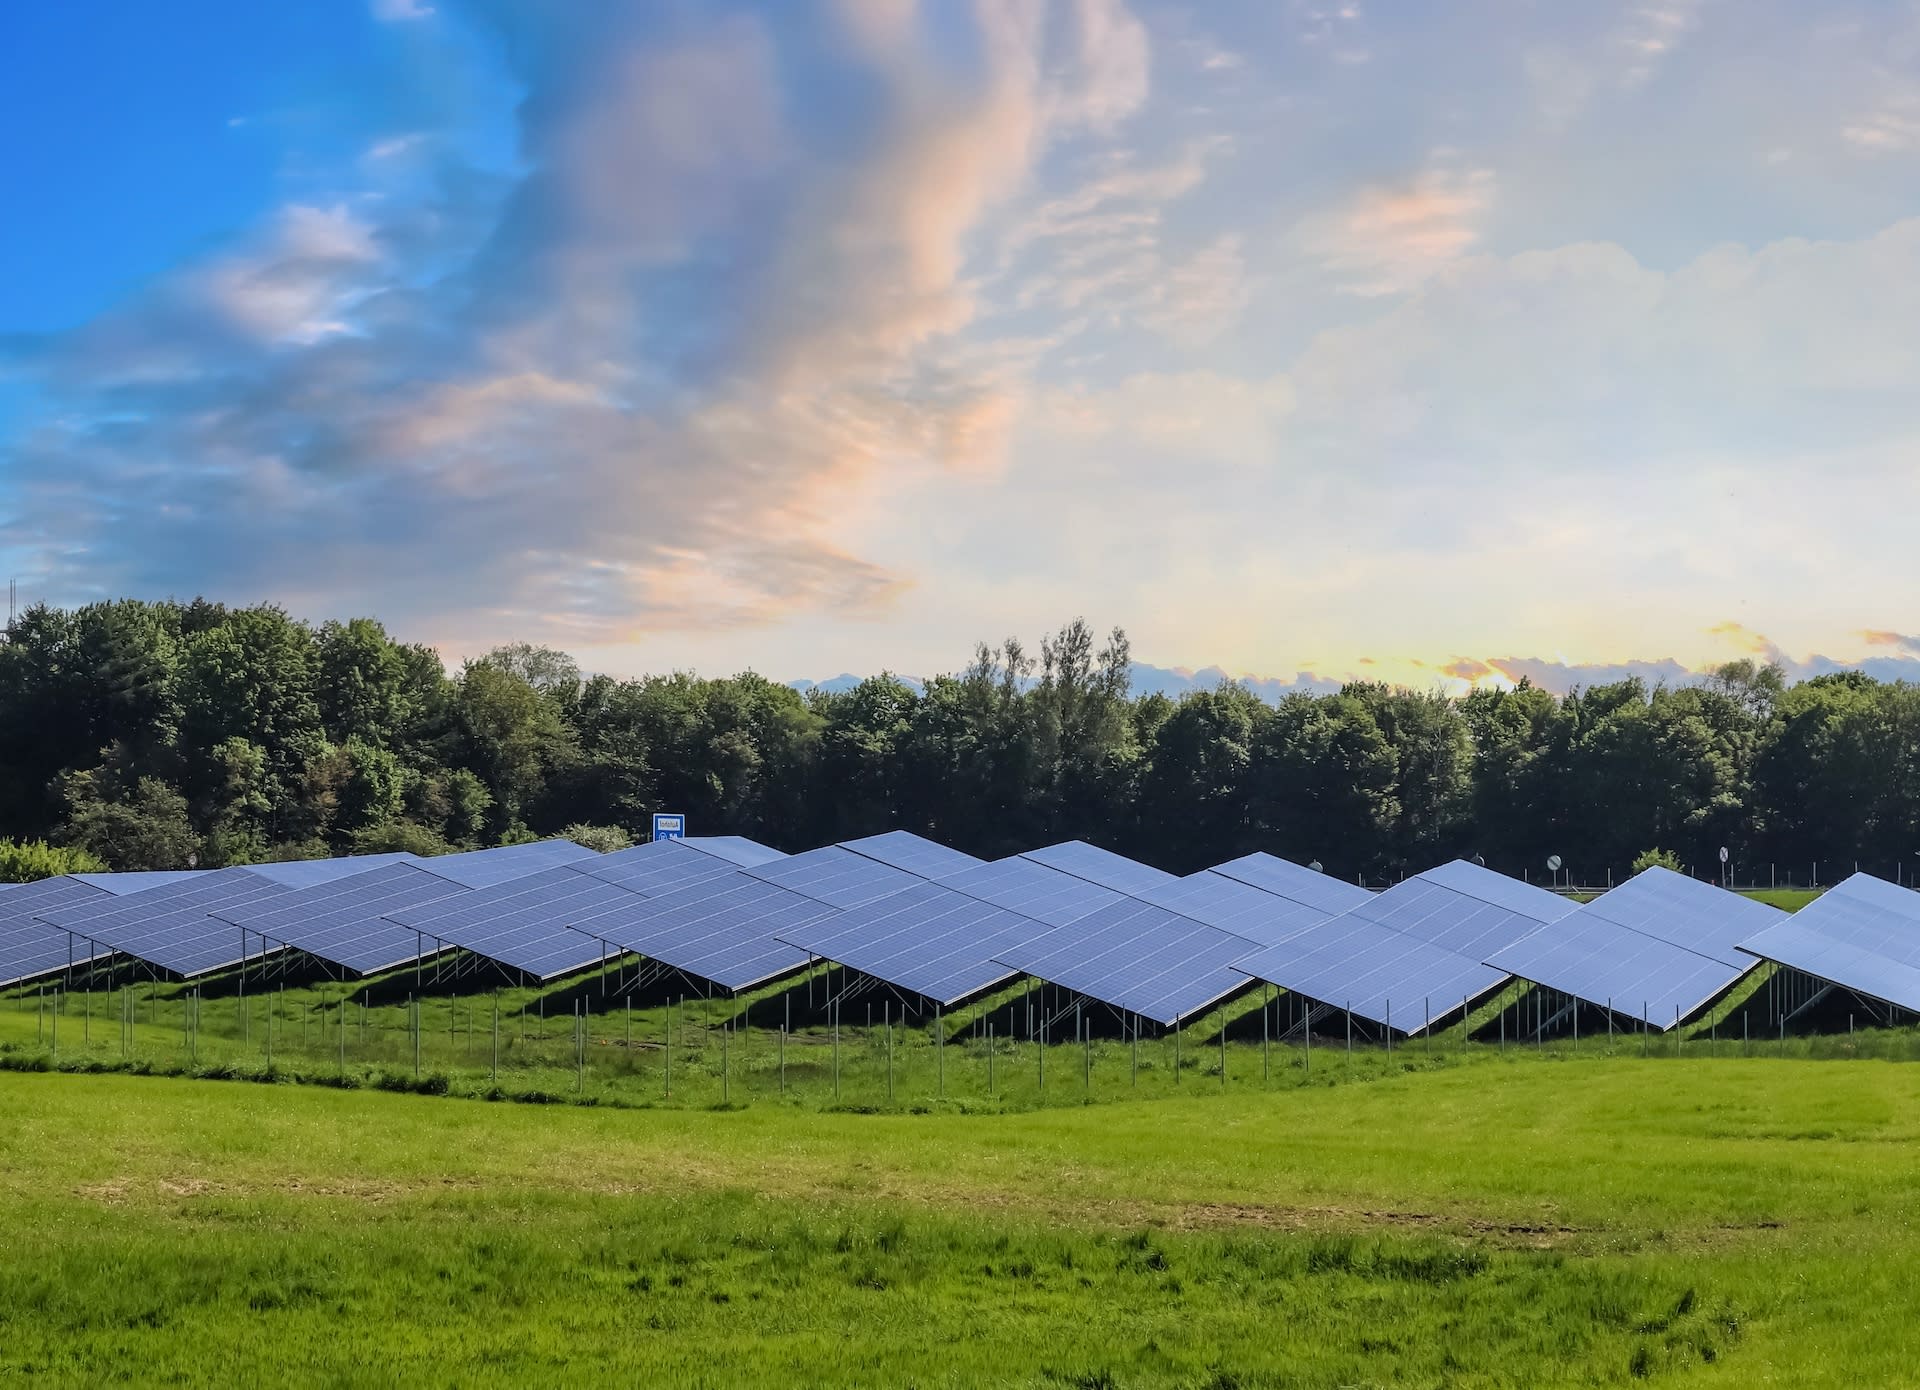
[0,601,1914,883]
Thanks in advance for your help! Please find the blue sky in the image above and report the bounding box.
[4,0,1920,693]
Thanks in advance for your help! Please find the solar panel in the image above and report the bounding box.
[417,839,598,889]
[1737,873,1920,1011]
[938,856,1128,926]
[681,835,787,869]
[1234,915,1508,1034]
[992,898,1254,1026]
[1019,841,1175,895]
[573,838,781,899]
[839,830,984,880]
[774,881,1032,1004]
[70,870,205,895]
[571,875,824,992]
[1577,866,1781,968]
[36,867,296,978]
[742,846,926,908]
[1206,853,1373,917]
[384,865,641,980]
[1762,873,1920,968]
[1737,917,1920,1014]
[211,861,474,976]
[0,877,116,987]
[1488,915,1750,1030]
[1344,862,1572,959]
[1135,871,1337,946]
[243,853,419,889]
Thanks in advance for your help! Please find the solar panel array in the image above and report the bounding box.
[937,857,1128,926]
[1235,914,1507,1033]
[37,868,294,978]
[1137,870,1336,946]
[993,898,1253,1025]
[1020,841,1176,895]
[1577,865,1776,969]
[0,877,116,987]
[1346,862,1572,959]
[212,861,474,976]
[840,830,985,880]
[1488,917,1744,1031]
[574,838,785,899]
[386,865,641,981]
[1208,853,1373,917]
[742,845,928,908]
[244,853,419,889]
[774,881,1029,1005]
[1739,873,1920,1012]
[574,875,826,992]
[417,839,599,890]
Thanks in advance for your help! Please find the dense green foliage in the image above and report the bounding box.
[0,839,105,882]
[0,600,1912,881]
[3,1059,1916,1385]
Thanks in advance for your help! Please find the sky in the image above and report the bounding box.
[4,0,1920,696]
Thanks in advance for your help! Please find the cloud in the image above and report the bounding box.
[1618,0,1703,87]
[1301,161,1494,296]
[1861,630,1920,654]
[2,1,1157,650]
[372,0,434,20]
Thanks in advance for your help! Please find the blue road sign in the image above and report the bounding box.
[652,813,686,843]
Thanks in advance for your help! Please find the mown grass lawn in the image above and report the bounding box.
[2,1057,1916,1387]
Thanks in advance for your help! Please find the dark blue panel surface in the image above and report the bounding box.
[1018,841,1175,895]
[417,839,598,890]
[385,865,641,980]
[573,875,824,992]
[576,839,774,899]
[775,881,1032,1004]
[938,857,1127,927]
[992,899,1253,1025]
[742,846,926,908]
[1205,853,1373,917]
[1579,866,1782,969]
[37,867,294,978]
[0,877,115,987]
[1344,861,1572,960]
[840,830,984,880]
[1488,916,1750,1030]
[1136,871,1333,946]
[1234,915,1507,1034]
[213,862,473,975]
[243,853,418,889]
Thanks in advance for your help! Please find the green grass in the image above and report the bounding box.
[3,1057,1918,1385]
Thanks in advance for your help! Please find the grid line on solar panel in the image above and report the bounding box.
[1487,917,1750,1030]
[1578,866,1782,969]
[1764,874,1920,969]
[570,875,823,992]
[681,836,787,868]
[838,831,984,880]
[1416,859,1579,921]
[208,862,473,975]
[741,846,926,908]
[1737,917,1920,1014]
[383,865,646,979]
[244,853,418,888]
[1205,853,1373,916]
[991,898,1253,1025]
[1232,915,1507,1034]
[0,878,114,986]
[35,868,296,977]
[1018,841,1175,895]
[773,881,1030,1004]
[936,857,1127,927]
[414,839,599,889]
[1342,864,1571,961]
[572,839,767,899]
[70,871,204,896]
[1134,871,1334,946]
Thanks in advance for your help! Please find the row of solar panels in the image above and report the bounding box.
[1,831,1915,1035]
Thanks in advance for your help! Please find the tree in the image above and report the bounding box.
[559,823,632,852]
[0,839,106,882]
[57,774,198,870]
[1631,847,1682,874]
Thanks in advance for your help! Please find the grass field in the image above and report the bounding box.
[4,1057,1918,1386]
